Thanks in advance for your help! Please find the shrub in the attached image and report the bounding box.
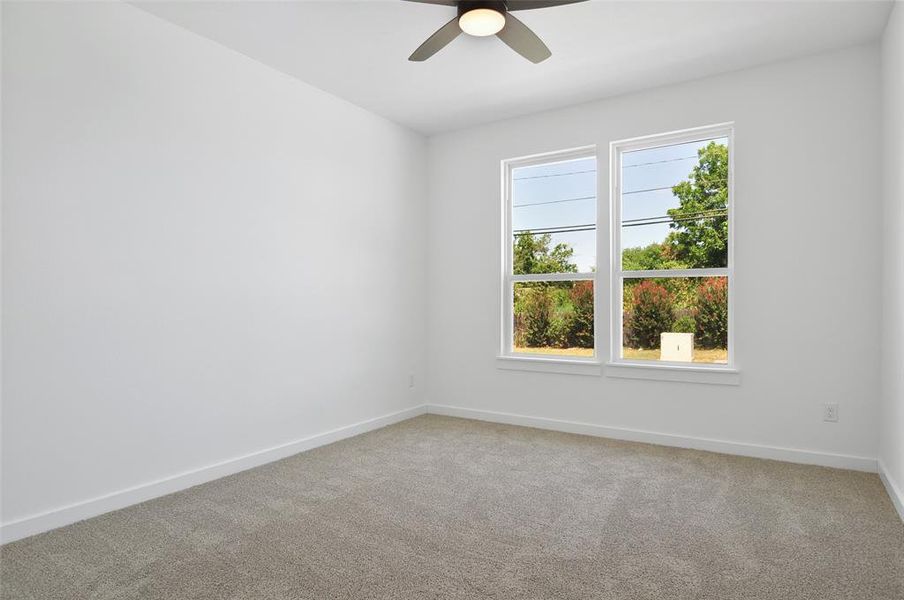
[695,277,728,348]
[568,281,594,348]
[626,280,674,349]
[672,315,695,333]
[520,286,554,347]
[547,314,572,348]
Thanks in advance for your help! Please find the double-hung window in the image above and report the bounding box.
[501,147,598,363]
[611,123,734,371]
[499,124,734,382]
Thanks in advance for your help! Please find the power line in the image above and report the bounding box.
[514,195,595,208]
[622,210,727,228]
[622,184,678,196]
[622,155,697,169]
[622,209,726,224]
[622,178,728,196]
[513,155,716,184]
[512,209,727,237]
[513,224,596,237]
[512,153,711,179]
[513,169,596,181]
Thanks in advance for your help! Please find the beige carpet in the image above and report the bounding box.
[1,415,902,599]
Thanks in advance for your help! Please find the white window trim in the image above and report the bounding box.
[607,123,737,385]
[499,145,600,372]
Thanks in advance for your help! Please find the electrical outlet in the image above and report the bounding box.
[408,373,415,389]
[823,403,839,422]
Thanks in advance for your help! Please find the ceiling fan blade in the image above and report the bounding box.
[506,0,588,10]
[496,13,551,63]
[409,17,462,61]
[402,0,458,5]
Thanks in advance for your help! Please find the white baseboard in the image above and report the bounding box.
[0,404,427,545]
[427,404,878,473]
[878,460,904,523]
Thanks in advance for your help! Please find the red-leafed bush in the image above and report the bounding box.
[626,280,673,349]
[568,280,594,348]
[518,286,554,347]
[695,277,728,348]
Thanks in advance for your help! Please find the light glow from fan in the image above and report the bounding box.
[459,8,505,37]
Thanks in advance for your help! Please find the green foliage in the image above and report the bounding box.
[546,314,572,348]
[672,315,696,333]
[623,278,694,315]
[621,243,686,271]
[626,280,674,349]
[695,277,728,348]
[513,281,593,350]
[568,281,594,348]
[512,234,590,350]
[517,286,554,347]
[513,143,729,353]
[621,142,729,272]
[618,143,729,353]
[513,233,578,275]
[665,142,729,268]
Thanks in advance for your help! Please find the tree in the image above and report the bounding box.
[622,242,687,271]
[665,142,729,268]
[513,233,577,275]
[626,280,674,349]
[568,280,594,348]
[520,287,554,347]
[695,277,728,348]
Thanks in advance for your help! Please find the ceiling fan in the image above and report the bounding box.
[405,0,587,64]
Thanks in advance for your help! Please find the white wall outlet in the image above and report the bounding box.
[408,373,415,389]
[823,403,839,422]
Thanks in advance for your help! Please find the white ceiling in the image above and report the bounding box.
[134,0,893,134]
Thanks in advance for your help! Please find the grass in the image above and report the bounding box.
[513,346,727,363]
[623,347,728,364]
[514,346,595,358]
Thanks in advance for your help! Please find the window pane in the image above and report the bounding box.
[513,280,594,357]
[621,137,729,271]
[621,277,727,364]
[513,157,596,273]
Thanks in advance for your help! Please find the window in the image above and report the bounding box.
[611,124,733,371]
[501,147,598,364]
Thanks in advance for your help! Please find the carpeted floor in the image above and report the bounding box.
[1,415,902,599]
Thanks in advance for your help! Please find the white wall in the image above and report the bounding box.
[1,1,427,537]
[1,1,896,544]
[880,2,904,517]
[426,45,882,466]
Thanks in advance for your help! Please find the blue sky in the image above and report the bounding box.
[511,137,728,273]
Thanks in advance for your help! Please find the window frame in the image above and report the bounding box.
[608,123,736,379]
[499,145,601,372]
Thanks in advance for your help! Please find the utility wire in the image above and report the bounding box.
[512,153,702,182]
[515,176,727,207]
[622,216,725,228]
[622,178,728,196]
[622,155,698,168]
[513,224,596,237]
[512,154,706,185]
[623,209,727,227]
[513,210,727,237]
[514,195,595,208]
[513,151,718,181]
[513,169,596,181]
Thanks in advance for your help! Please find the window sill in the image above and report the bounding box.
[605,361,740,385]
[496,355,602,376]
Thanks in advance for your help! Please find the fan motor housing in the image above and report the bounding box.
[457,1,507,18]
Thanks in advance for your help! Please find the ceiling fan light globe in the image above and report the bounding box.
[458,8,505,37]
